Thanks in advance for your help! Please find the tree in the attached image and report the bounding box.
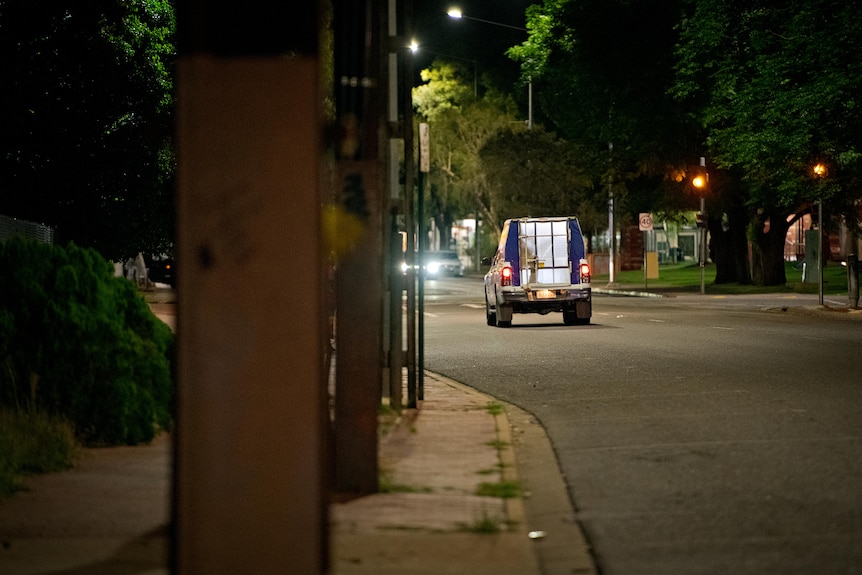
[509,0,695,212]
[413,60,474,123]
[413,61,523,242]
[0,0,177,261]
[673,0,862,284]
[480,127,604,244]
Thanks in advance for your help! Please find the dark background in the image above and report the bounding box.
[411,1,537,92]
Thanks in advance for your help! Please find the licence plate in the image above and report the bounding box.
[536,289,555,299]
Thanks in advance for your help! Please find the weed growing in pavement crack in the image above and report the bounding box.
[486,439,509,451]
[459,508,509,534]
[476,480,521,499]
[485,402,504,416]
[378,468,432,494]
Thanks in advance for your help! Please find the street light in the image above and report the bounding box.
[446,8,532,130]
[692,157,708,295]
[446,8,527,31]
[813,162,827,305]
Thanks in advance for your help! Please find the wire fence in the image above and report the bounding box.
[0,214,54,244]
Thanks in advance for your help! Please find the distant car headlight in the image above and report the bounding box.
[427,261,440,274]
[401,262,409,273]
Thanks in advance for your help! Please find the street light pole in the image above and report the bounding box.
[814,162,827,306]
[692,157,708,295]
[700,195,706,295]
[819,198,824,306]
[447,9,527,31]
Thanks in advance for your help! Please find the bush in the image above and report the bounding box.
[0,238,175,445]
[0,409,78,498]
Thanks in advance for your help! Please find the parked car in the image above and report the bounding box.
[146,254,175,287]
[483,216,591,327]
[401,250,464,277]
[425,251,464,277]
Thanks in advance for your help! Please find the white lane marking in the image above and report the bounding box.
[461,304,484,309]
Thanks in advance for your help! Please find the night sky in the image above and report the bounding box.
[410,0,537,90]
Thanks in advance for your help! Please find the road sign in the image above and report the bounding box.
[419,123,430,173]
[638,212,653,232]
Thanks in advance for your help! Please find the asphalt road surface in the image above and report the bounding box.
[421,276,862,575]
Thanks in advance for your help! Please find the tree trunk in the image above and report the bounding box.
[751,208,790,286]
[711,204,751,284]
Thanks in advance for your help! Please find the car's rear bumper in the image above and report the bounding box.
[499,286,591,313]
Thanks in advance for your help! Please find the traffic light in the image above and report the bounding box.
[695,211,706,228]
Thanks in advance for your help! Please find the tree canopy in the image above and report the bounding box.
[412,58,605,255]
[672,0,862,283]
[412,60,522,239]
[0,0,177,261]
[508,0,862,285]
[510,0,694,185]
[674,0,862,211]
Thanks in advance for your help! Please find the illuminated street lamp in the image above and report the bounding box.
[813,162,827,305]
[692,157,708,295]
[446,7,532,130]
[446,8,527,31]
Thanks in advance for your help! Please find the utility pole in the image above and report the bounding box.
[175,2,328,573]
[332,0,385,495]
[403,0,417,408]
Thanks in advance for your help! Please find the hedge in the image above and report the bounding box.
[0,238,174,445]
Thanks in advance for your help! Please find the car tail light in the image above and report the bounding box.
[501,265,513,286]
[579,261,591,284]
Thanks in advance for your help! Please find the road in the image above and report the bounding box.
[420,276,862,574]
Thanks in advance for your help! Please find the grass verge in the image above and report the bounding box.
[0,409,79,499]
[594,261,852,295]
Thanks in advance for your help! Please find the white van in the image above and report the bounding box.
[483,217,591,327]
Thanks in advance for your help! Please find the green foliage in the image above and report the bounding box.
[414,62,525,232]
[460,509,508,534]
[0,408,78,498]
[0,0,177,260]
[510,0,862,285]
[476,480,521,499]
[510,0,694,185]
[480,126,605,232]
[485,402,504,416]
[412,60,475,122]
[594,261,850,296]
[668,0,862,284]
[0,238,175,445]
[673,0,862,215]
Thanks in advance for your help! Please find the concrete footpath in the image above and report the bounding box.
[331,372,595,575]
[0,358,595,574]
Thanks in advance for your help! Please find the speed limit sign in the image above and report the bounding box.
[639,213,654,232]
